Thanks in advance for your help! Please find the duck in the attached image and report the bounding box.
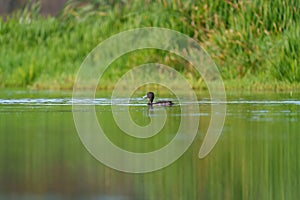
[143,92,174,106]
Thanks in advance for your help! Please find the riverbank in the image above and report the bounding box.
[1,79,300,93]
[0,0,299,91]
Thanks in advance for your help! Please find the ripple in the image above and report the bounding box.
[0,98,300,106]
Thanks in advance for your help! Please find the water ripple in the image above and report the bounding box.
[0,98,300,106]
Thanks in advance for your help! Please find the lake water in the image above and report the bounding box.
[0,90,299,200]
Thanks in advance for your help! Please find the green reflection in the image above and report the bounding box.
[0,91,299,199]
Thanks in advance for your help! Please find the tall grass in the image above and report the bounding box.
[0,0,299,90]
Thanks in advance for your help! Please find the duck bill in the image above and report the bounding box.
[142,94,147,99]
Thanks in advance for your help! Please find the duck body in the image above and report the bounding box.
[151,100,173,106]
[143,92,174,106]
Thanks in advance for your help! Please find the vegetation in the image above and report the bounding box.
[0,0,299,91]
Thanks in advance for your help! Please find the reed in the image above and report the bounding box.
[0,0,299,90]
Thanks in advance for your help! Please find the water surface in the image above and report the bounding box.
[0,90,299,199]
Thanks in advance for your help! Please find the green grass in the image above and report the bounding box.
[0,0,299,91]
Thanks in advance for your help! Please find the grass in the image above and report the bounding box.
[0,0,299,91]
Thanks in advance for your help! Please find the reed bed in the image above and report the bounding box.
[0,0,299,90]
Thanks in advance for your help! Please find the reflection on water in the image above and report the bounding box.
[0,91,300,199]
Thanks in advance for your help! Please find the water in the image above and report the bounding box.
[0,90,299,200]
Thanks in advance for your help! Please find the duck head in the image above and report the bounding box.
[143,92,154,104]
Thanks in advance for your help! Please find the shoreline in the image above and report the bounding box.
[0,79,299,93]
